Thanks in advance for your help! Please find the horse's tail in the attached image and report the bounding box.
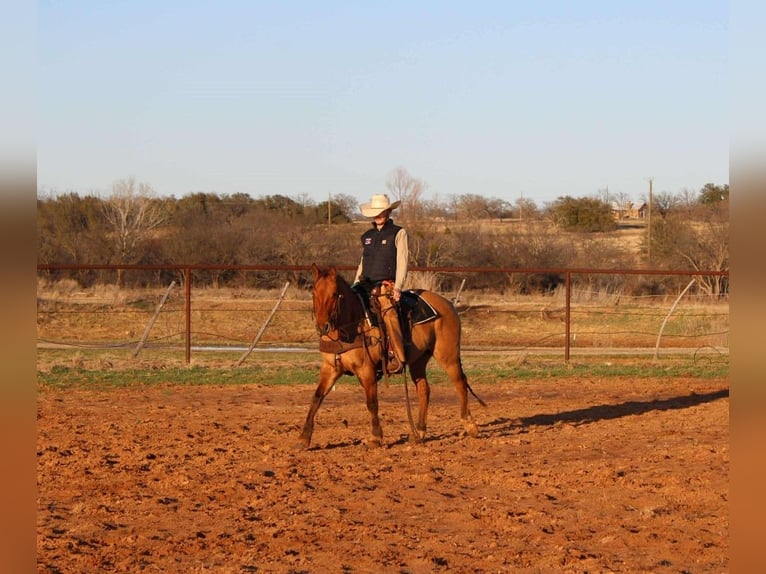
[466,380,487,407]
[459,358,487,407]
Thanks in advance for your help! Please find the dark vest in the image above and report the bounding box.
[359,219,401,283]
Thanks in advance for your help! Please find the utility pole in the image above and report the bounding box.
[647,177,653,264]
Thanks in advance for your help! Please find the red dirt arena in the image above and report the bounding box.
[37,375,728,573]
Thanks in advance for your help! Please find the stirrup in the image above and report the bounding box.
[387,355,404,375]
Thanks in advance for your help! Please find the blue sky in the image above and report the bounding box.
[37,1,729,207]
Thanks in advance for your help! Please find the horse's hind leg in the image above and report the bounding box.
[408,356,431,441]
[434,350,479,438]
[297,360,341,449]
[452,363,480,437]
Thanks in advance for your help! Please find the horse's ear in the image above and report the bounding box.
[311,263,320,280]
[328,266,336,280]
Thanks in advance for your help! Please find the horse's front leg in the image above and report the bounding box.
[297,357,342,449]
[359,365,383,447]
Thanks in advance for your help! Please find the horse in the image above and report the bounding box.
[297,264,486,449]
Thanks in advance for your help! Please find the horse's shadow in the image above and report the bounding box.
[309,435,421,450]
[482,388,729,438]
[303,388,729,449]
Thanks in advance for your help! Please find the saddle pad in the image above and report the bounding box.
[401,290,439,325]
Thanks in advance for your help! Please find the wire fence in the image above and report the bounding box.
[37,263,729,364]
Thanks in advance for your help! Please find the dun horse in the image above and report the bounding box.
[298,264,485,448]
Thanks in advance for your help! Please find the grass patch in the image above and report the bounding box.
[37,351,727,390]
[464,361,728,381]
[38,364,322,389]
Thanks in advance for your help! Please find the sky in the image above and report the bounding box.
[37,1,729,207]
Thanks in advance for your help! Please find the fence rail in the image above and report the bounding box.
[37,263,729,363]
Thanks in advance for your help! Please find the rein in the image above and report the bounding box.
[370,288,422,443]
[400,368,421,444]
[319,290,374,340]
[318,287,381,361]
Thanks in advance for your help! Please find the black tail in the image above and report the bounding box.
[467,381,487,408]
[460,360,487,407]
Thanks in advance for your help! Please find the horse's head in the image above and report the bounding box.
[311,264,341,336]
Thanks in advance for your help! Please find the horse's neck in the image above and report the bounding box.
[336,281,364,332]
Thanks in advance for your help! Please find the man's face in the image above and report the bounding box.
[374,210,391,226]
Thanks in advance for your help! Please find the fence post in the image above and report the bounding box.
[133,280,176,357]
[654,278,696,360]
[185,267,191,364]
[565,271,571,362]
[453,278,466,305]
[236,281,291,366]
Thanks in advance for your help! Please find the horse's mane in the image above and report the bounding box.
[334,271,352,292]
[316,266,363,342]
[333,272,361,325]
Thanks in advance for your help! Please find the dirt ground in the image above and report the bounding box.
[37,375,728,573]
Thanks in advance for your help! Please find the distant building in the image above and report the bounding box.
[611,201,647,220]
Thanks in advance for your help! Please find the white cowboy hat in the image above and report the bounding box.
[359,194,401,218]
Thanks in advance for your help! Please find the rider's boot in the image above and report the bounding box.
[381,303,406,374]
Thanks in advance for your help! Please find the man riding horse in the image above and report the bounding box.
[352,194,408,375]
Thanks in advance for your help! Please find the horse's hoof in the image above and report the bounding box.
[296,436,311,450]
[365,437,383,448]
[406,430,426,444]
[464,420,480,438]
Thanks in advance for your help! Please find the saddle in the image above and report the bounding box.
[353,284,439,329]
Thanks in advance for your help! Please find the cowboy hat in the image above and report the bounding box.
[359,194,401,218]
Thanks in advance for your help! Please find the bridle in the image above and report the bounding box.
[313,283,367,339]
[328,291,343,335]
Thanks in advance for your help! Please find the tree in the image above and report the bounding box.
[37,191,111,285]
[330,193,358,221]
[652,191,679,219]
[676,187,699,210]
[448,194,512,220]
[647,201,728,296]
[313,193,355,224]
[386,167,426,221]
[698,183,729,204]
[255,194,305,216]
[313,200,351,225]
[548,196,616,232]
[515,196,539,220]
[101,178,167,285]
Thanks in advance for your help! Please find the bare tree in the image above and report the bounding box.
[515,196,539,220]
[652,190,679,219]
[386,167,426,222]
[102,177,166,285]
[677,187,699,210]
[648,202,729,296]
[677,202,729,296]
